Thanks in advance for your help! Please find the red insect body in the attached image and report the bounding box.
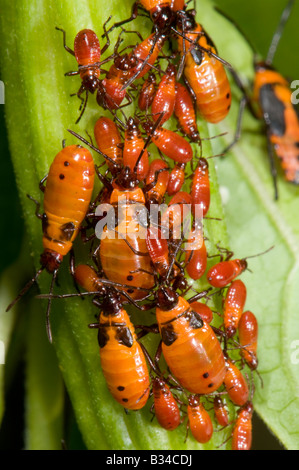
[207,259,247,288]
[138,73,157,111]
[167,163,186,196]
[213,395,229,428]
[187,395,213,444]
[123,117,149,181]
[151,64,176,125]
[238,311,259,370]
[145,159,169,204]
[231,402,253,451]
[156,289,226,394]
[223,357,249,407]
[146,226,170,277]
[188,301,213,324]
[174,82,200,142]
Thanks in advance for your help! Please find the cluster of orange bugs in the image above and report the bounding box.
[10,0,298,451]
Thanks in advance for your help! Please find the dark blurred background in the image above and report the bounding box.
[1,0,297,450]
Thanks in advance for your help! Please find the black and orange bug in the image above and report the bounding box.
[223,355,249,407]
[222,0,298,199]
[87,288,151,411]
[231,401,253,451]
[167,162,186,196]
[6,145,95,342]
[142,118,193,163]
[174,82,200,142]
[223,279,247,338]
[151,63,177,125]
[238,311,259,370]
[56,23,113,123]
[187,395,213,444]
[213,395,229,428]
[123,117,150,181]
[138,72,157,111]
[175,9,232,124]
[151,376,181,431]
[155,287,226,394]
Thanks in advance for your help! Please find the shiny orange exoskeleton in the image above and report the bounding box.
[6,145,95,342]
[127,33,166,85]
[94,116,123,172]
[174,82,200,142]
[223,279,247,338]
[187,395,213,444]
[155,288,226,394]
[152,376,181,431]
[188,301,213,324]
[253,63,299,196]
[223,356,249,407]
[170,0,185,12]
[167,163,186,196]
[190,158,210,218]
[207,258,248,289]
[98,169,155,300]
[74,264,106,295]
[145,159,169,205]
[146,227,170,277]
[185,226,207,281]
[238,311,259,370]
[96,52,138,110]
[231,402,253,451]
[142,119,193,163]
[151,63,177,125]
[176,10,232,123]
[90,288,150,410]
[224,0,298,199]
[138,73,157,111]
[213,395,229,428]
[161,191,192,240]
[123,117,150,181]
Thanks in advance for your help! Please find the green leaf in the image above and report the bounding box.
[1,0,298,451]
[202,0,299,450]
